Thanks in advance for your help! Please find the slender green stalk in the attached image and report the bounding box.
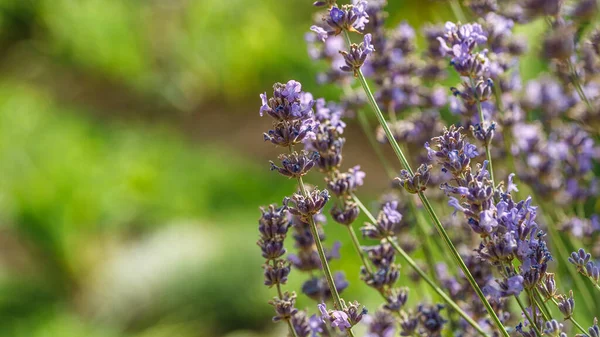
[356,108,397,178]
[346,225,373,275]
[515,295,543,337]
[567,59,593,110]
[286,320,300,337]
[469,76,496,188]
[449,0,467,22]
[531,289,552,321]
[549,297,589,335]
[351,65,509,337]
[352,193,490,337]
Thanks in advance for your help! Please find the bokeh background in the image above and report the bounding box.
[0,1,559,337]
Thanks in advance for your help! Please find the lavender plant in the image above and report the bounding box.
[257,1,600,336]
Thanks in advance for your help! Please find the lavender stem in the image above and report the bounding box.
[351,193,490,337]
[469,76,496,188]
[349,51,509,335]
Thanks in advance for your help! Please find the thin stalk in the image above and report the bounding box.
[515,295,543,337]
[567,59,593,110]
[469,76,496,188]
[287,320,300,337]
[352,193,490,337]
[346,225,373,275]
[297,176,344,311]
[356,108,397,178]
[549,298,589,336]
[531,289,552,321]
[352,65,508,337]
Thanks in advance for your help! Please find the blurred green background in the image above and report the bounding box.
[0,1,553,337]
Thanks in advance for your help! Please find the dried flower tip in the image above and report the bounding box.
[557,290,575,319]
[269,291,298,322]
[270,151,319,178]
[340,34,375,77]
[330,200,360,225]
[263,259,291,287]
[284,189,330,222]
[396,164,431,194]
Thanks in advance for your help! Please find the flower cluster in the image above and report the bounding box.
[255,1,600,336]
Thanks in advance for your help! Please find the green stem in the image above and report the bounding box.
[549,298,589,335]
[351,193,490,337]
[469,76,496,188]
[515,295,543,337]
[356,108,397,178]
[346,225,373,275]
[351,65,508,336]
[567,59,593,110]
[286,319,300,337]
[532,289,552,321]
[449,0,467,22]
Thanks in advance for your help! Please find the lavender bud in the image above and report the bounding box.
[340,34,375,77]
[364,243,396,267]
[570,0,598,22]
[538,273,558,300]
[259,204,291,240]
[361,201,403,239]
[586,261,600,285]
[258,238,286,260]
[368,309,396,337]
[327,165,365,196]
[302,272,349,301]
[396,164,431,194]
[361,264,399,289]
[418,304,447,336]
[269,291,298,322]
[260,80,314,121]
[263,259,291,287]
[284,189,330,222]
[543,25,575,61]
[343,300,367,326]
[521,0,562,18]
[569,248,592,271]
[291,310,311,337]
[384,287,409,311]
[270,151,319,178]
[578,317,599,337]
[330,201,360,225]
[400,311,419,336]
[557,290,575,319]
[426,125,479,176]
[544,319,567,337]
[264,119,318,147]
[471,122,495,146]
[318,302,351,331]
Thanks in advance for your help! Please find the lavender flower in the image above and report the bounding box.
[260,80,314,121]
[270,151,320,178]
[366,309,396,337]
[396,164,431,194]
[544,319,567,337]
[312,1,369,39]
[483,275,524,301]
[577,318,599,337]
[340,33,375,76]
[284,188,330,222]
[269,291,299,322]
[361,201,403,239]
[557,290,575,319]
[318,302,351,331]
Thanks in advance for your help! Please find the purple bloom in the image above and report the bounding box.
[310,25,329,42]
[340,34,375,76]
[318,303,351,331]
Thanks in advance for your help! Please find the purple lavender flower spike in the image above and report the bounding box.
[319,302,351,331]
[340,33,375,76]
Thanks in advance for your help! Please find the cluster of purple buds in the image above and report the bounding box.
[318,300,367,332]
[396,164,431,194]
[425,125,479,176]
[577,317,599,337]
[569,248,600,286]
[361,201,402,240]
[361,242,399,290]
[543,320,567,337]
[310,1,369,41]
[340,34,375,76]
[258,204,292,287]
[437,22,489,78]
